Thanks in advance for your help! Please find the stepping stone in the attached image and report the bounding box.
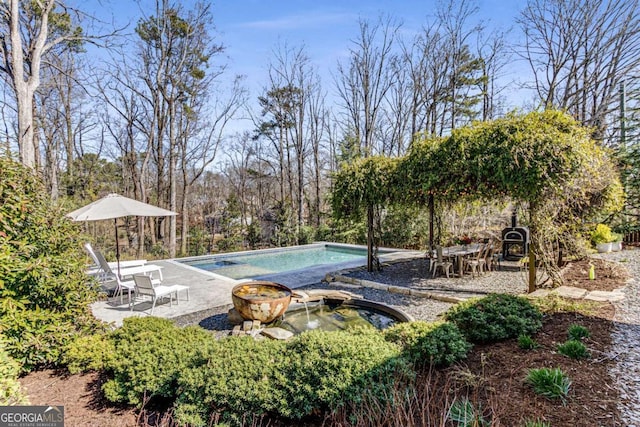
[554,286,589,299]
[261,327,294,340]
[527,289,551,298]
[584,291,625,302]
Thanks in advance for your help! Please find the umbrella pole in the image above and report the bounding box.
[114,218,121,278]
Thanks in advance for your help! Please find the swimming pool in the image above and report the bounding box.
[176,244,385,280]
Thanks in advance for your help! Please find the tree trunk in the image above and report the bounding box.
[180,186,189,256]
[367,204,374,272]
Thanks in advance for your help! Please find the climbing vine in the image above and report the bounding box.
[331,110,623,286]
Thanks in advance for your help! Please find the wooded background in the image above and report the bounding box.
[1,0,639,258]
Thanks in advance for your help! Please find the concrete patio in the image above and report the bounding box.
[91,249,423,327]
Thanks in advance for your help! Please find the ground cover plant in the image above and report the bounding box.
[525,367,572,402]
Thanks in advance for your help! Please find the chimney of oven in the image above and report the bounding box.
[511,210,517,228]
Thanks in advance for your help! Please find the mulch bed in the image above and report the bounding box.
[561,257,629,292]
[440,304,619,426]
[18,256,627,426]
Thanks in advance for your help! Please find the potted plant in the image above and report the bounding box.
[455,235,473,248]
[611,232,623,252]
[591,224,616,253]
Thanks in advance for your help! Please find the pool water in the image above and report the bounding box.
[178,245,371,280]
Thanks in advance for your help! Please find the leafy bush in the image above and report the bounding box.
[64,333,116,374]
[525,368,571,402]
[591,223,617,245]
[174,336,288,426]
[445,294,543,344]
[517,334,538,350]
[99,317,218,406]
[281,329,409,420]
[557,340,589,359]
[0,156,102,371]
[297,225,316,245]
[0,338,28,405]
[384,321,471,366]
[174,328,409,425]
[567,324,590,341]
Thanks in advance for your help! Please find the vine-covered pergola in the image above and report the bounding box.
[332,110,624,290]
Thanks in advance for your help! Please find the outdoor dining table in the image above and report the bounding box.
[441,244,483,277]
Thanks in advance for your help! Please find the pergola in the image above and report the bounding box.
[332,110,624,291]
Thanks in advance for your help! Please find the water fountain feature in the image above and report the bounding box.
[230,282,413,338]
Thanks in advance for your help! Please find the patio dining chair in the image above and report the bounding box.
[483,242,499,272]
[464,243,486,278]
[431,245,454,278]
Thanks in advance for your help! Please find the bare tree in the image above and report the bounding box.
[0,0,117,169]
[135,0,229,257]
[518,0,640,142]
[335,15,401,157]
[255,43,326,239]
[177,75,247,255]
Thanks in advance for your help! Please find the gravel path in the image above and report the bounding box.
[594,249,640,427]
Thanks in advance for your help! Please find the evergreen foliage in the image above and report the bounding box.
[0,156,102,371]
[384,321,471,366]
[445,294,543,344]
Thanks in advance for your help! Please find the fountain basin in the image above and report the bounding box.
[231,281,292,323]
[274,291,413,335]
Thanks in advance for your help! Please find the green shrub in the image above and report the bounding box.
[174,328,409,425]
[591,223,616,245]
[0,339,28,405]
[445,294,543,344]
[281,329,409,420]
[525,367,571,402]
[0,156,102,371]
[557,340,589,359]
[64,333,116,374]
[1,308,100,372]
[82,318,422,425]
[174,336,288,426]
[517,334,538,350]
[567,324,590,341]
[100,317,217,406]
[297,225,316,245]
[384,321,471,366]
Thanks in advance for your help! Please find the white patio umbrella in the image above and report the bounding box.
[66,193,177,274]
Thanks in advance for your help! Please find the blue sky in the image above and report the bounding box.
[79,0,532,129]
[212,0,528,96]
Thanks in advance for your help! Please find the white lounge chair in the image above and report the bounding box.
[84,243,146,280]
[131,274,179,314]
[93,250,162,305]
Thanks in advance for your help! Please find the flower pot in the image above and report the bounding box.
[596,242,613,253]
[611,241,622,252]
